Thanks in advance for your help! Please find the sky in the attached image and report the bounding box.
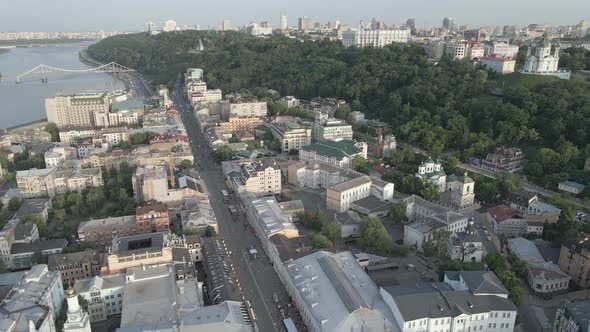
[1,0,589,32]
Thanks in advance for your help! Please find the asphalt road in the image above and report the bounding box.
[171,79,289,332]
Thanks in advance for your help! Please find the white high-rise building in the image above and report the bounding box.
[45,93,110,128]
[342,29,410,48]
[222,19,233,31]
[280,13,288,30]
[163,20,177,32]
[298,16,311,31]
[62,286,92,332]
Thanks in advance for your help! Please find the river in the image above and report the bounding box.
[0,41,125,128]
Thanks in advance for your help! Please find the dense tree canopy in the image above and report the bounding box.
[89,31,590,164]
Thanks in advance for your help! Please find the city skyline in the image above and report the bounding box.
[1,0,589,32]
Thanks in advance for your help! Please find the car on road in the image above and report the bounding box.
[486,236,492,241]
[475,225,480,229]
[484,230,489,235]
[482,225,487,230]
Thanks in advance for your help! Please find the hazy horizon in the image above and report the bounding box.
[1,0,589,32]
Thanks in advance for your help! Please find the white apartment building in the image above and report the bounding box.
[299,140,367,169]
[371,179,394,201]
[227,162,282,197]
[270,121,312,152]
[59,127,100,145]
[327,176,372,212]
[287,161,358,190]
[381,281,517,332]
[478,55,516,74]
[342,29,410,47]
[312,110,353,142]
[221,101,268,119]
[46,93,110,128]
[190,89,222,106]
[17,167,103,198]
[0,265,65,332]
[101,127,130,146]
[446,41,485,60]
[484,42,520,58]
[74,274,125,322]
[44,151,66,167]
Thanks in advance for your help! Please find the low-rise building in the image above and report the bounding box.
[558,181,586,195]
[10,239,67,269]
[327,176,372,212]
[102,232,175,274]
[342,28,410,47]
[227,161,282,197]
[299,140,368,169]
[477,55,516,74]
[349,195,391,218]
[481,147,525,172]
[553,300,590,332]
[270,121,312,152]
[16,167,103,199]
[77,215,137,246]
[58,127,100,145]
[132,165,197,205]
[48,250,103,288]
[508,237,570,295]
[381,278,517,332]
[0,265,64,332]
[559,237,590,288]
[280,251,399,332]
[371,179,395,202]
[244,195,300,239]
[218,116,262,134]
[333,210,365,239]
[74,274,126,322]
[447,222,483,262]
[12,198,52,223]
[312,109,353,142]
[221,101,268,119]
[135,201,170,234]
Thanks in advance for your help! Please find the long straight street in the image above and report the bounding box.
[172,79,290,332]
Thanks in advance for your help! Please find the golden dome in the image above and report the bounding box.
[66,286,76,298]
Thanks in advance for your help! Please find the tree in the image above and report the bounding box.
[509,286,525,307]
[312,234,333,249]
[213,146,233,162]
[334,106,352,121]
[8,198,21,212]
[484,253,509,276]
[179,160,193,170]
[360,218,394,255]
[476,181,498,203]
[321,222,341,243]
[352,156,369,174]
[85,187,105,210]
[420,183,440,201]
[44,122,60,142]
[53,209,66,223]
[390,203,408,223]
[495,171,522,197]
[263,131,274,142]
[228,136,241,143]
[204,225,217,237]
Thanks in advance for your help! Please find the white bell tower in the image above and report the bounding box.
[62,286,92,332]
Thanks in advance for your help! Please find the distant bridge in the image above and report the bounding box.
[16,62,135,83]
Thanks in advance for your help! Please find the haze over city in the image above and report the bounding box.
[1,0,589,31]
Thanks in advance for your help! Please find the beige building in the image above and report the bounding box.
[244,195,300,239]
[16,168,56,198]
[559,237,590,288]
[270,121,312,152]
[227,162,282,197]
[132,164,197,205]
[102,232,174,274]
[477,55,516,74]
[46,93,110,128]
[218,116,262,134]
[327,176,372,212]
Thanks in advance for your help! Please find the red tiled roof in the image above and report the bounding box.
[488,204,518,223]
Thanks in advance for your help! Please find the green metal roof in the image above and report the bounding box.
[111,99,145,111]
[300,140,361,159]
[560,181,585,190]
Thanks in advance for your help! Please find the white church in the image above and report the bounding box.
[521,34,571,79]
[416,158,475,208]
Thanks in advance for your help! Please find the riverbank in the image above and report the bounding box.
[0,39,97,48]
[2,118,48,132]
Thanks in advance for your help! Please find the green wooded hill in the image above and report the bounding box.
[88,31,590,191]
